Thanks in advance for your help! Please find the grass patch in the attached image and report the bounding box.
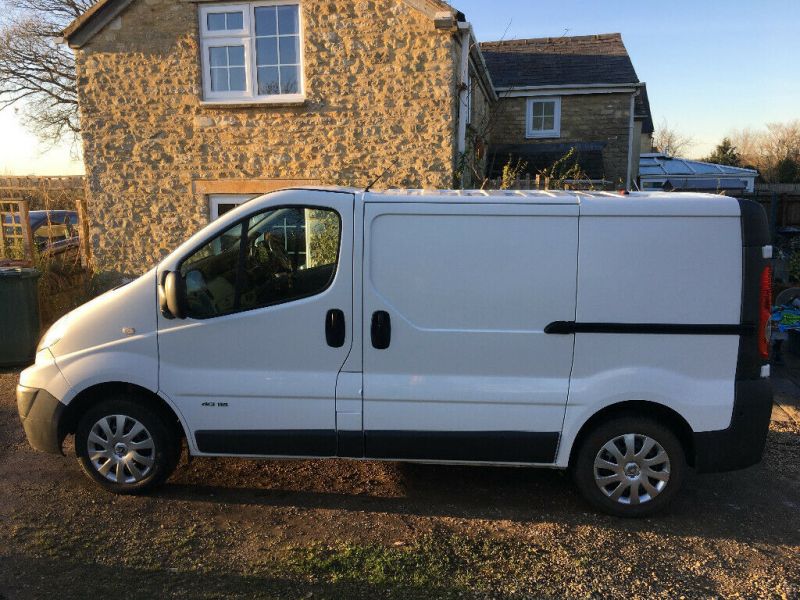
[283,532,549,599]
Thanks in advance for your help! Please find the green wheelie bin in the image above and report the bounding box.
[0,267,41,367]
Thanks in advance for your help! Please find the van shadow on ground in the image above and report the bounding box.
[0,554,423,600]
[155,424,800,547]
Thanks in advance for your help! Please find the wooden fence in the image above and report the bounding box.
[0,176,84,212]
[742,184,800,235]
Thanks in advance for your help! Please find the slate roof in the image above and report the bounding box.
[480,33,640,89]
[635,85,654,134]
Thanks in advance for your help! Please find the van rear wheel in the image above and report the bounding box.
[75,396,180,494]
[573,416,686,517]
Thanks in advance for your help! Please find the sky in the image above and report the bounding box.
[0,0,798,174]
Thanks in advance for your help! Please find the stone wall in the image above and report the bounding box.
[489,93,633,185]
[76,0,460,276]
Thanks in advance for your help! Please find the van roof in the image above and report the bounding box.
[290,186,742,216]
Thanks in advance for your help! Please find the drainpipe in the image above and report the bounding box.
[626,90,637,191]
[457,23,471,187]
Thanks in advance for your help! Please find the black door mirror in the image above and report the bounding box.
[159,271,187,319]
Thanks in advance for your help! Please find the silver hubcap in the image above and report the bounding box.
[593,433,670,505]
[87,414,155,484]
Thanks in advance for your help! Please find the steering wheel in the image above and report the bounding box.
[265,233,293,273]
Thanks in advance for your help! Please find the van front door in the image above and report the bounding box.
[157,190,354,457]
[361,200,579,464]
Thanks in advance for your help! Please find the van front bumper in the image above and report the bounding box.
[693,378,773,473]
[17,385,66,455]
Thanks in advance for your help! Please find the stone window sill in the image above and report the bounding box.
[199,98,307,109]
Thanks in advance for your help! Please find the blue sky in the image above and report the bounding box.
[454,0,800,156]
[0,0,798,174]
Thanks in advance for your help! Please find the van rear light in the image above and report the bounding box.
[758,265,773,360]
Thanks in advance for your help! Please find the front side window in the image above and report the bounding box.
[181,222,243,317]
[180,207,340,319]
[200,2,303,102]
[526,97,561,138]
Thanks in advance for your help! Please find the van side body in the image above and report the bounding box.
[17,188,773,513]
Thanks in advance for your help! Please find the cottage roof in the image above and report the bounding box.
[479,33,640,89]
[635,85,654,134]
[63,0,459,48]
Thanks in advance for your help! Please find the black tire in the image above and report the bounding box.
[572,415,686,518]
[75,395,181,494]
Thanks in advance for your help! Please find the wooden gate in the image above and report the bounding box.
[0,199,34,267]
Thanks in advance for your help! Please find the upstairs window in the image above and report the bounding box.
[199,2,303,103]
[526,97,561,138]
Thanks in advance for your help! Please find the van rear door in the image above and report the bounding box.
[361,200,579,464]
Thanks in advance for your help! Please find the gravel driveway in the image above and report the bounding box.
[1,369,798,599]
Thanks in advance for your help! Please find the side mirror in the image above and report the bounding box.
[159,271,187,319]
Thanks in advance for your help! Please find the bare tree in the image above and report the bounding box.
[729,127,762,168]
[763,120,800,162]
[0,0,92,144]
[652,119,695,157]
[730,120,800,182]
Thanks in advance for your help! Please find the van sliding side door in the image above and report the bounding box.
[361,201,579,464]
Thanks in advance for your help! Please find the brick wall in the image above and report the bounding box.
[76,0,460,276]
[489,92,633,185]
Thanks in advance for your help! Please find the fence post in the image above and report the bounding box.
[19,200,34,262]
[76,194,92,269]
[770,192,779,243]
[0,204,5,259]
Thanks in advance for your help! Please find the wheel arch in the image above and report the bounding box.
[566,400,696,469]
[60,381,187,447]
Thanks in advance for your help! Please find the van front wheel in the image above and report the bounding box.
[573,416,686,517]
[75,397,180,494]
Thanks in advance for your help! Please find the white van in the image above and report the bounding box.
[17,188,773,517]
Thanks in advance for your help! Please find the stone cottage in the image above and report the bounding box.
[480,33,653,187]
[63,0,651,275]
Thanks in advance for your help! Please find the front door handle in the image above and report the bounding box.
[325,309,345,348]
[371,310,391,349]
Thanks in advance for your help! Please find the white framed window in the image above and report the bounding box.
[209,194,257,219]
[199,1,304,104]
[526,97,561,138]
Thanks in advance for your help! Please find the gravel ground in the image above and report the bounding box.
[1,369,798,599]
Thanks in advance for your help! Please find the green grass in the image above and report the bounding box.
[283,532,547,599]
[3,509,558,598]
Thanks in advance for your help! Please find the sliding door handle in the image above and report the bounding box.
[325,309,346,348]
[371,310,391,349]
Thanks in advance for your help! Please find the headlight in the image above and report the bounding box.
[37,316,69,352]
